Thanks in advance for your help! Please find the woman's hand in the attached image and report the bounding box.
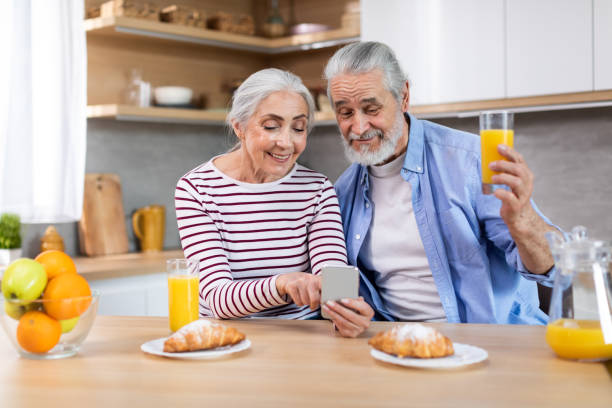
[322,297,374,338]
[276,272,322,310]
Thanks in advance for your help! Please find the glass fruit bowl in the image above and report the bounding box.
[0,291,100,359]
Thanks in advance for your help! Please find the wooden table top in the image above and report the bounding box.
[0,316,610,407]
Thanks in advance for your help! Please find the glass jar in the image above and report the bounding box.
[545,226,612,361]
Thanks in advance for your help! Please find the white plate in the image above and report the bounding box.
[370,343,488,369]
[141,337,251,359]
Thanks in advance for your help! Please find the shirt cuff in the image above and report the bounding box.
[268,275,289,305]
[517,256,556,286]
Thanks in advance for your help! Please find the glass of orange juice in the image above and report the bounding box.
[167,258,199,332]
[479,110,514,194]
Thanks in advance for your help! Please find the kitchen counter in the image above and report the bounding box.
[73,249,184,280]
[0,317,610,407]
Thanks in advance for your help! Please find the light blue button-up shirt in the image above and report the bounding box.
[334,113,557,324]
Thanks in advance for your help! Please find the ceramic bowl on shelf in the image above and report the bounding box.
[154,86,193,106]
[0,291,100,359]
[289,23,330,35]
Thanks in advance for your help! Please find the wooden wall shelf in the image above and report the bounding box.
[87,104,337,126]
[88,90,612,126]
[410,90,612,118]
[85,16,360,54]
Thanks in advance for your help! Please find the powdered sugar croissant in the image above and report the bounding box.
[163,319,246,352]
[368,323,454,358]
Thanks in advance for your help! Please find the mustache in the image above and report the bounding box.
[349,128,384,141]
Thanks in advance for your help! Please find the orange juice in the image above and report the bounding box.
[480,129,514,184]
[168,275,199,332]
[546,319,612,360]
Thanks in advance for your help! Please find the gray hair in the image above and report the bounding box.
[227,68,315,137]
[324,41,408,104]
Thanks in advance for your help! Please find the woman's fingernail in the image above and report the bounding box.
[499,144,508,151]
[326,300,336,307]
[340,298,350,304]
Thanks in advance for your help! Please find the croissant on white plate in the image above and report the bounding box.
[368,323,454,358]
[163,319,246,352]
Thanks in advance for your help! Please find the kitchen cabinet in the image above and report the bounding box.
[594,0,612,90]
[361,0,612,117]
[89,272,168,316]
[506,0,592,97]
[85,0,360,125]
[362,0,505,105]
[75,249,183,316]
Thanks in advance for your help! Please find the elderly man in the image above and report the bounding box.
[321,41,559,325]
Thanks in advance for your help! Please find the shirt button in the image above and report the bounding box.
[416,166,422,171]
[365,203,370,208]
[355,234,361,240]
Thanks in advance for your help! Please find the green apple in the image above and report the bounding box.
[3,300,41,320]
[1,258,47,301]
[59,316,79,333]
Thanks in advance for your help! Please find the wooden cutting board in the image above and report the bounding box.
[78,173,129,256]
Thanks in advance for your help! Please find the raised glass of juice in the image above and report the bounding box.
[479,110,514,194]
[167,258,199,332]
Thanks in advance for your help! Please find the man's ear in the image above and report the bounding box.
[400,81,410,112]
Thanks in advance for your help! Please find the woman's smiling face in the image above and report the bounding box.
[234,91,309,183]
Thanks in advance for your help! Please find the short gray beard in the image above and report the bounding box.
[341,110,406,166]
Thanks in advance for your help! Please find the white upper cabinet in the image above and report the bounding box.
[362,0,505,105]
[506,0,592,97]
[594,0,612,90]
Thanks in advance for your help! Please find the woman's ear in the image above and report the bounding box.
[231,120,244,141]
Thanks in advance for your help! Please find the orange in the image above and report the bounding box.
[35,250,77,280]
[43,273,92,320]
[17,311,61,354]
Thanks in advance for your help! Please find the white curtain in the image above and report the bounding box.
[0,0,86,223]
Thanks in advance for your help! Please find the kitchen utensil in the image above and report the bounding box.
[78,174,129,256]
[545,226,612,360]
[40,225,65,252]
[154,86,193,106]
[132,205,165,252]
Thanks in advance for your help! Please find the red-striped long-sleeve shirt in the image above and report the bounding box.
[175,159,348,319]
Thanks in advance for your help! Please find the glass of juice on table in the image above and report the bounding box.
[167,258,199,332]
[479,110,514,194]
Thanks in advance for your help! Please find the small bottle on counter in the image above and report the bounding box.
[40,225,65,253]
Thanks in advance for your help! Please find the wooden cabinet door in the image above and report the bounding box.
[594,0,612,90]
[506,0,592,97]
[361,0,505,105]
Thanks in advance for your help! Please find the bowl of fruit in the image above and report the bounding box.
[0,251,99,359]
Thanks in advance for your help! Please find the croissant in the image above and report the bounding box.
[368,323,454,358]
[163,319,246,352]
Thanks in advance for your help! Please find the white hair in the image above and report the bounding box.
[227,68,315,137]
[323,41,408,104]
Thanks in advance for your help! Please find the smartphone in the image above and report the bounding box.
[320,265,360,319]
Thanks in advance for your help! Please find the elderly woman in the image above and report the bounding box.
[175,68,373,337]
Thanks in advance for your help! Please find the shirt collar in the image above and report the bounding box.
[403,112,424,174]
